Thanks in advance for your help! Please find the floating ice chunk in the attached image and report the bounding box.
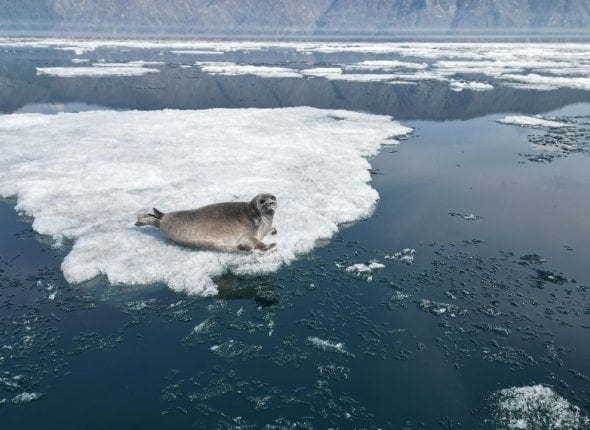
[500,73,590,91]
[449,212,483,221]
[344,260,385,282]
[12,392,43,404]
[57,46,95,55]
[195,62,302,78]
[347,60,428,71]
[301,67,343,77]
[36,61,160,77]
[492,385,589,430]
[193,319,214,334]
[307,337,353,356]
[368,261,385,270]
[385,248,415,264]
[497,115,570,129]
[417,299,464,317]
[171,50,224,55]
[345,263,372,273]
[0,108,411,295]
[321,73,404,83]
[450,80,494,92]
[209,339,262,358]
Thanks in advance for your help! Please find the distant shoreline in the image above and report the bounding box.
[2,26,590,43]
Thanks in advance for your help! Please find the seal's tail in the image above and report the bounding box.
[135,208,164,227]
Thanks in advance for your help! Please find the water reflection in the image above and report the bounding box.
[2,47,590,119]
[215,274,279,307]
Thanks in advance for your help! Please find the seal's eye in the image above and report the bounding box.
[260,199,266,204]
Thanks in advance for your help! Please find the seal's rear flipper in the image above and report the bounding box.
[153,208,164,219]
[136,212,161,227]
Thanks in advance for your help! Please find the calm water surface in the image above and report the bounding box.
[1,43,589,429]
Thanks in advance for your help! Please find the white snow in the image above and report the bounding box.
[0,107,411,295]
[497,115,570,128]
[493,385,589,430]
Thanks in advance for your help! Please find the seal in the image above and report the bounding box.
[135,193,277,252]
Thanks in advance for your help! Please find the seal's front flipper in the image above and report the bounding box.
[238,237,275,252]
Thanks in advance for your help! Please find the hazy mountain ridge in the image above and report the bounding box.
[2,0,590,35]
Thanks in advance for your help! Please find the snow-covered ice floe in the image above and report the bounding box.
[36,61,161,77]
[0,107,411,295]
[497,115,570,128]
[491,385,589,430]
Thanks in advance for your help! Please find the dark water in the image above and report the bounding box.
[1,43,590,429]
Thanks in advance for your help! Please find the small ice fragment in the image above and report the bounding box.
[368,261,385,270]
[193,319,214,334]
[346,263,372,273]
[492,384,589,429]
[12,392,43,404]
[307,336,353,356]
[385,248,415,264]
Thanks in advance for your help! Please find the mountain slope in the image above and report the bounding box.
[1,0,590,35]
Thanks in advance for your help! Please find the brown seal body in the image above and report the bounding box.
[136,193,277,252]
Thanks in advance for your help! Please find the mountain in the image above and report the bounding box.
[2,0,590,36]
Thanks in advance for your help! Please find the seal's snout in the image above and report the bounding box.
[256,193,277,214]
[265,197,277,213]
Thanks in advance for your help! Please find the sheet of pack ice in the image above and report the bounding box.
[3,38,590,91]
[0,107,411,295]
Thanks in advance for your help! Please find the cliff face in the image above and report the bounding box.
[2,0,590,35]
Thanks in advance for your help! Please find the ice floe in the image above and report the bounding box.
[449,80,494,92]
[0,107,410,295]
[497,115,570,128]
[345,60,428,71]
[36,61,160,77]
[301,67,343,78]
[491,385,589,430]
[194,62,302,78]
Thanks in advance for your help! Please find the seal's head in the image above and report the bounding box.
[252,193,277,216]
